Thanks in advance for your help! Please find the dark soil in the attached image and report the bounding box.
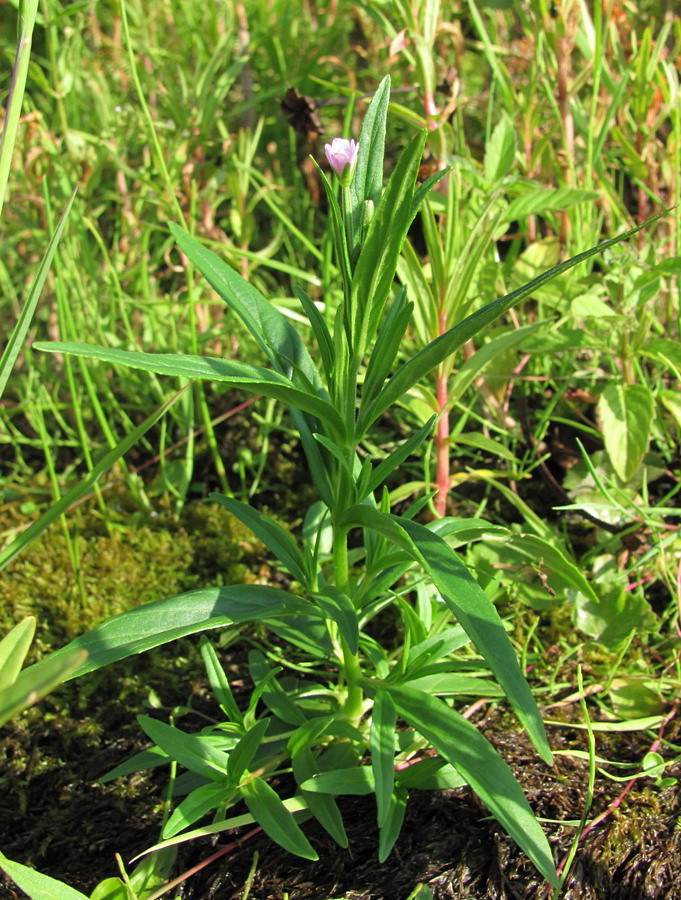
[2,687,680,900]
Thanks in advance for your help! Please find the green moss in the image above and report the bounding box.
[0,496,263,657]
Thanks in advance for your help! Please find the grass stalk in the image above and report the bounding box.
[0,0,39,219]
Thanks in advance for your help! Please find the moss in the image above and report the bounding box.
[0,496,264,656]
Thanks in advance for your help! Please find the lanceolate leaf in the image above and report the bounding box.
[339,505,551,764]
[34,343,347,441]
[169,224,325,396]
[351,130,428,358]
[357,210,669,434]
[242,776,318,860]
[387,685,559,888]
[294,285,334,382]
[137,715,231,782]
[0,852,88,900]
[21,586,316,681]
[211,493,310,588]
[292,748,348,849]
[0,617,36,690]
[377,785,408,863]
[371,690,397,827]
[0,647,87,727]
[348,74,391,255]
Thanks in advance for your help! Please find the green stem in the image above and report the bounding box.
[341,185,355,261]
[341,638,364,728]
[333,521,363,727]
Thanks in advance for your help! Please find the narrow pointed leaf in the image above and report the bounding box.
[388,686,559,888]
[163,781,233,838]
[395,756,467,790]
[294,285,334,381]
[242,776,318,860]
[0,189,76,397]
[339,506,551,763]
[0,617,36,690]
[292,748,348,849]
[0,647,87,727]
[21,585,315,682]
[169,223,325,394]
[363,416,435,498]
[137,716,230,782]
[358,210,669,433]
[348,74,390,253]
[351,131,427,355]
[211,493,310,587]
[371,690,397,826]
[0,851,88,900]
[301,766,376,795]
[199,636,244,725]
[227,718,271,784]
[33,342,346,439]
[377,785,408,862]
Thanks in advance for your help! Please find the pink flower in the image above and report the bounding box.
[324,138,359,183]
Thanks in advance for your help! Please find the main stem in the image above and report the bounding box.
[332,447,364,724]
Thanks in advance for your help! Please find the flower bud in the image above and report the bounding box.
[324,138,359,186]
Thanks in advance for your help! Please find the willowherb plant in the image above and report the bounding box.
[26,76,663,889]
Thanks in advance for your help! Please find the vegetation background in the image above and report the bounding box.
[1,0,680,897]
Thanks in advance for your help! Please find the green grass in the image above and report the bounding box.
[1,0,680,894]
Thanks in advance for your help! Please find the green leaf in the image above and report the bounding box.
[484,115,516,182]
[404,673,504,697]
[138,715,230,782]
[351,130,427,357]
[248,650,307,725]
[313,586,360,654]
[163,781,233,838]
[387,686,559,887]
[349,74,391,255]
[33,342,346,441]
[395,756,467,790]
[0,616,36,690]
[98,746,170,784]
[660,389,681,428]
[358,210,668,434]
[506,533,600,606]
[572,583,650,647]
[210,493,309,587]
[0,851,88,899]
[371,691,397,826]
[292,747,348,848]
[242,776,318,860]
[294,285,334,382]
[0,189,76,398]
[301,766,376,795]
[361,416,435,499]
[503,187,598,221]
[169,224,324,396]
[227,718,271,784]
[361,286,413,409]
[597,383,654,482]
[0,646,87,727]
[199,636,244,726]
[21,585,315,682]
[377,784,408,862]
[339,506,551,764]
